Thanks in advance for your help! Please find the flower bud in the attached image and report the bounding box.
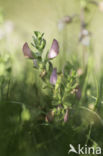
[62,16,72,24]
[22,42,33,58]
[58,16,72,31]
[48,39,59,59]
[45,111,54,122]
[64,109,69,123]
[50,68,57,85]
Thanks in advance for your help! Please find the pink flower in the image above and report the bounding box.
[50,68,57,85]
[64,109,69,123]
[22,42,33,58]
[48,39,59,59]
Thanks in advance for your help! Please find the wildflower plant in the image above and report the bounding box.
[0,1,103,155]
[23,31,80,124]
[21,3,103,151]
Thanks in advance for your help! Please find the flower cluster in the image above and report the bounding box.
[22,31,80,124]
[23,31,58,84]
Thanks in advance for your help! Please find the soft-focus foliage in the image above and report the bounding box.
[0,1,103,156]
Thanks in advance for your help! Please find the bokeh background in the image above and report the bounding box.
[0,0,103,74]
[0,0,103,156]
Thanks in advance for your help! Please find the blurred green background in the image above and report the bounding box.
[0,0,103,74]
[0,0,103,156]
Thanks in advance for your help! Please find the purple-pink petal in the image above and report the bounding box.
[50,68,57,85]
[64,109,69,123]
[48,39,59,59]
[22,42,33,58]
